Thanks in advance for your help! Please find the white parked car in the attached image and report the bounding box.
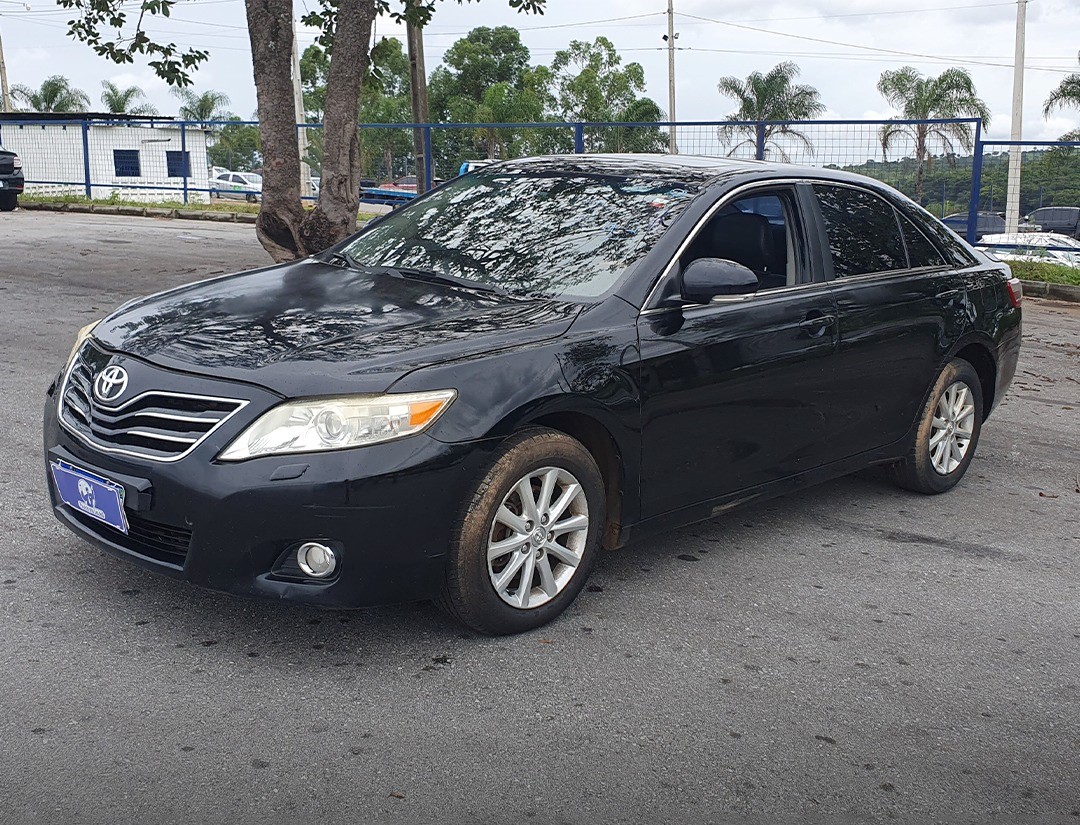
[977,232,1080,268]
[211,171,262,202]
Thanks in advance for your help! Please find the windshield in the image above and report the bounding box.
[341,168,700,299]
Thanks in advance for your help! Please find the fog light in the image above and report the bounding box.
[296,542,337,578]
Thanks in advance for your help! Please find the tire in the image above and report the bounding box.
[439,427,606,635]
[246,194,257,203]
[0,193,16,212]
[891,358,984,494]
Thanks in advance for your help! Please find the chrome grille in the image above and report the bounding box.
[59,344,247,462]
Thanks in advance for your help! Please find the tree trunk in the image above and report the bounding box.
[245,0,376,262]
[914,126,928,204]
[406,21,430,194]
[299,0,375,253]
[245,0,306,261]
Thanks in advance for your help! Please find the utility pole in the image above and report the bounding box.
[0,23,12,113]
[1004,0,1027,233]
[664,0,677,154]
[406,20,430,194]
[291,17,313,201]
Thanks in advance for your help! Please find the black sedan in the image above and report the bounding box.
[44,155,1022,634]
[0,145,24,211]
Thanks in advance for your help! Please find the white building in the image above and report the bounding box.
[0,113,212,204]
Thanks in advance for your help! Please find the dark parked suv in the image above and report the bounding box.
[1025,206,1080,239]
[0,145,24,211]
[44,155,1023,634]
[942,211,1006,241]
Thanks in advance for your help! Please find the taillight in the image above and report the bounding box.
[1005,277,1023,308]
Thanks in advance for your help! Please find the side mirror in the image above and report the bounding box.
[681,257,759,303]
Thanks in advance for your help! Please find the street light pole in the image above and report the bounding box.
[0,23,12,113]
[665,0,677,154]
[292,16,312,201]
[1004,0,1027,233]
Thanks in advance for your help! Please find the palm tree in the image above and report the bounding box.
[171,88,233,122]
[1043,62,1080,141]
[11,75,91,113]
[877,66,991,202]
[716,62,825,161]
[100,81,158,116]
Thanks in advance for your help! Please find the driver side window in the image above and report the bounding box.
[680,188,806,293]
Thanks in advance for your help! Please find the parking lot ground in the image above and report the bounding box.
[1,210,1079,824]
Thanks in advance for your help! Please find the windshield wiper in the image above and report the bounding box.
[372,265,510,297]
[323,251,358,268]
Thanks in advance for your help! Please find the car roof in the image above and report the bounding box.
[486,154,914,191]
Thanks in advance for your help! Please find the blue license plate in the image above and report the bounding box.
[50,460,129,534]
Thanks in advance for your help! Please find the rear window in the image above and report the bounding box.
[813,185,907,277]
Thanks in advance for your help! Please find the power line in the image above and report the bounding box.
[676,10,1077,75]
[720,1,1018,25]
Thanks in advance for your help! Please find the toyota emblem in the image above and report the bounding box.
[94,365,129,403]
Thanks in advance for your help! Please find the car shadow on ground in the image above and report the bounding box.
[41,466,904,667]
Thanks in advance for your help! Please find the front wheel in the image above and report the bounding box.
[440,427,606,635]
[891,358,984,494]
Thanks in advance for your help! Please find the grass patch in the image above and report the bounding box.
[22,193,379,221]
[1005,259,1080,286]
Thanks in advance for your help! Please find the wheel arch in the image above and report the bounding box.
[949,336,997,420]
[524,410,629,550]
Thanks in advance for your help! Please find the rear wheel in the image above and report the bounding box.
[440,427,605,635]
[0,193,17,212]
[891,358,983,494]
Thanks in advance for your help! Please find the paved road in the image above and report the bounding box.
[2,211,1079,824]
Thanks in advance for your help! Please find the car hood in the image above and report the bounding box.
[93,258,583,397]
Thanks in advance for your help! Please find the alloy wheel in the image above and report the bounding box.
[929,381,976,475]
[487,466,589,609]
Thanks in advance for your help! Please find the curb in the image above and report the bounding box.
[1021,279,1080,304]
[17,199,258,224]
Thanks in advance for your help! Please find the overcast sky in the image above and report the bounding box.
[3,0,1079,141]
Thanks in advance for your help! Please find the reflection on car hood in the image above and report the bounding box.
[94,259,583,396]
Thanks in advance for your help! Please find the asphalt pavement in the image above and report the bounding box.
[1,210,1079,824]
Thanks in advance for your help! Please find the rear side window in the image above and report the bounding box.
[813,185,906,277]
[898,214,947,269]
[895,199,978,268]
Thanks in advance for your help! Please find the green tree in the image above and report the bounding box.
[208,120,262,171]
[432,25,531,108]
[716,62,825,160]
[61,0,545,262]
[11,75,90,113]
[100,80,158,116]
[299,44,330,122]
[172,87,233,121]
[547,37,665,152]
[877,66,991,202]
[1043,60,1080,141]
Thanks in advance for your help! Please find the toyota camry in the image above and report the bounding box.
[44,155,1022,634]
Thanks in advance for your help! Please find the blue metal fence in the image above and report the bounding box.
[6,114,1079,257]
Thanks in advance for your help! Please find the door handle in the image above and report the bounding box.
[935,289,960,302]
[799,313,836,337]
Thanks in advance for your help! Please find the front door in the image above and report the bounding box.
[632,184,841,519]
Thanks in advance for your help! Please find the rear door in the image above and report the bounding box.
[809,182,968,457]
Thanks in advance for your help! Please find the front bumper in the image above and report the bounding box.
[43,364,495,609]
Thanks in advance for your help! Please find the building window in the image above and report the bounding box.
[166,150,191,178]
[113,149,141,178]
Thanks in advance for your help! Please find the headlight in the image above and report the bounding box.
[217,389,457,461]
[12,156,22,170]
[67,320,100,367]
